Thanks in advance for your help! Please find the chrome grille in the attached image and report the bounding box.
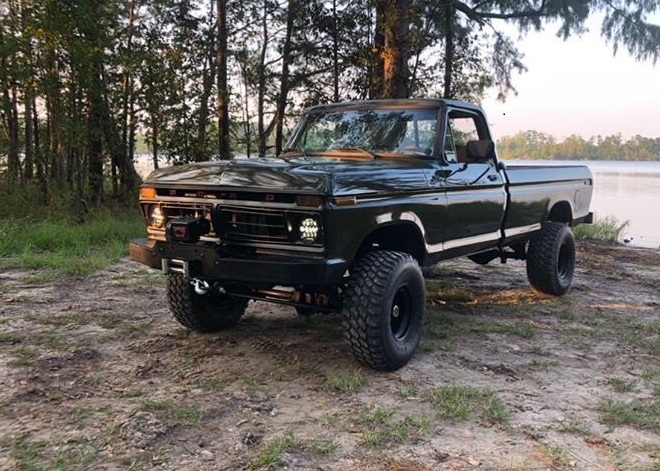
[219,207,289,243]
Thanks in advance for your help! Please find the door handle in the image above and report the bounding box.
[487,174,498,182]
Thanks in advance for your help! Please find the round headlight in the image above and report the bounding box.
[299,217,320,244]
[149,205,165,228]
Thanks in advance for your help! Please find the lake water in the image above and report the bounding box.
[136,156,660,249]
[508,160,660,249]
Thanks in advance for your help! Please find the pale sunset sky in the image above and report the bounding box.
[481,15,660,140]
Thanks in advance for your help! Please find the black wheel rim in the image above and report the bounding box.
[391,285,413,340]
[557,242,573,281]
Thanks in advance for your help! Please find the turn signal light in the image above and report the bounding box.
[139,187,157,199]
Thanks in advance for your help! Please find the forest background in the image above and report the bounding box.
[1,0,659,209]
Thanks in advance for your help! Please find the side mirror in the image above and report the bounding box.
[466,140,495,162]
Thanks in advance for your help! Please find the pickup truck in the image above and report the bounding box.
[130,98,593,371]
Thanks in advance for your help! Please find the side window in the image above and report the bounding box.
[443,122,457,163]
[444,111,481,164]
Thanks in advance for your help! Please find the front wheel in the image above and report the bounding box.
[343,251,425,371]
[526,222,576,295]
[167,274,248,332]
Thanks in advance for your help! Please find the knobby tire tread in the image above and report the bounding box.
[527,222,575,296]
[343,251,423,371]
[167,274,247,332]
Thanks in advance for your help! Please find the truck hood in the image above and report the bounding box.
[143,157,430,196]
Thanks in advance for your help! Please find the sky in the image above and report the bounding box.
[481,15,660,140]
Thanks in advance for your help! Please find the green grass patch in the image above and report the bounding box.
[0,331,21,345]
[7,346,38,367]
[598,398,660,431]
[426,385,509,424]
[558,419,592,436]
[422,311,537,352]
[574,215,629,243]
[0,210,144,276]
[609,377,637,393]
[198,376,226,392]
[355,406,430,447]
[248,431,302,470]
[139,399,203,426]
[11,438,48,471]
[324,370,369,393]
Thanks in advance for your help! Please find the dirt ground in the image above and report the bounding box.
[1,241,659,471]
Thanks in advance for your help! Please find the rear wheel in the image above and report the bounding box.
[167,274,248,332]
[343,251,425,371]
[526,222,576,295]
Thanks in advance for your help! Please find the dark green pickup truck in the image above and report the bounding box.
[130,98,593,371]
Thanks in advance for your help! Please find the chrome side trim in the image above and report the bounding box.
[428,230,501,253]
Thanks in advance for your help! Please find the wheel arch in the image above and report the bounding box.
[547,200,573,224]
[354,222,426,267]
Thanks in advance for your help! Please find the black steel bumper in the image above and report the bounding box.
[129,238,348,286]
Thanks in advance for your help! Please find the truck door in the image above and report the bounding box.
[439,108,506,256]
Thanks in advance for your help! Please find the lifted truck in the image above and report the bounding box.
[130,99,593,371]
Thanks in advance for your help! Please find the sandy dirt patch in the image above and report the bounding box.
[1,241,659,470]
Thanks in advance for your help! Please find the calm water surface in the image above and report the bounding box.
[509,160,660,248]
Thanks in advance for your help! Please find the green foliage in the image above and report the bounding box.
[139,399,203,426]
[249,431,302,470]
[355,406,430,447]
[426,385,510,424]
[598,398,660,430]
[573,216,629,243]
[609,377,637,393]
[323,370,369,393]
[498,131,660,161]
[0,209,144,276]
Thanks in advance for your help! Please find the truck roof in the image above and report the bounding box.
[304,98,484,114]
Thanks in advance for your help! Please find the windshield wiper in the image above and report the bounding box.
[331,146,382,159]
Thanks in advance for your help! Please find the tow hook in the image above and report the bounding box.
[191,278,211,295]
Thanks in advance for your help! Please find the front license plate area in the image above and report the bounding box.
[166,218,211,243]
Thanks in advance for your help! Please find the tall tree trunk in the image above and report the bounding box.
[216,0,230,159]
[87,59,105,203]
[119,0,137,194]
[381,0,411,99]
[32,99,47,199]
[332,0,340,102]
[45,53,64,185]
[443,0,454,98]
[257,0,269,157]
[370,3,385,99]
[1,83,20,185]
[275,0,295,156]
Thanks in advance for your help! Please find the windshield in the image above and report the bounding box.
[285,108,439,157]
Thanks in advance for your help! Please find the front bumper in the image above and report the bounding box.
[129,238,348,286]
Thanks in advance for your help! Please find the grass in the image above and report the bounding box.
[422,311,538,352]
[11,438,48,471]
[574,215,629,243]
[558,419,592,436]
[355,406,430,447]
[198,377,226,392]
[0,331,21,344]
[248,432,339,467]
[598,398,660,430]
[139,399,203,426]
[609,377,637,393]
[0,210,144,276]
[324,370,369,393]
[426,385,509,424]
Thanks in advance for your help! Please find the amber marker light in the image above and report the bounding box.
[333,196,356,206]
[139,187,157,199]
[296,195,322,207]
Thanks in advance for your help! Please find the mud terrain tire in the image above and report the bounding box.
[167,274,248,332]
[527,222,576,296]
[343,251,425,371]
